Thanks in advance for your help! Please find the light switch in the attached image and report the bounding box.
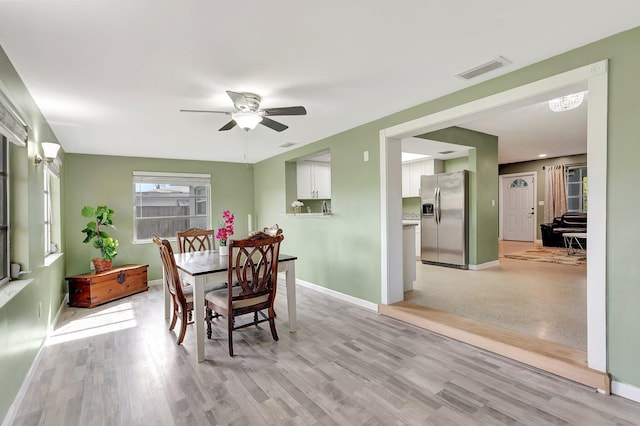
[363,151,369,162]
[539,200,545,205]
[491,200,495,207]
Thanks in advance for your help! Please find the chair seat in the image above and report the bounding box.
[182,281,227,296]
[205,285,269,310]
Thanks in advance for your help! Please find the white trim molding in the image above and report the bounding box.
[612,380,640,403]
[469,260,501,270]
[289,275,378,312]
[380,60,608,373]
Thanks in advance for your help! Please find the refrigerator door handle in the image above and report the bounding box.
[435,187,441,224]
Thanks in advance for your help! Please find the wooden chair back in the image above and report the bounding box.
[176,227,215,253]
[152,234,187,308]
[228,232,284,312]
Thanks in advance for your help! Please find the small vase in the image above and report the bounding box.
[219,245,229,256]
[293,206,301,214]
[92,258,112,273]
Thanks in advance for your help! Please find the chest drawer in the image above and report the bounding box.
[67,264,148,308]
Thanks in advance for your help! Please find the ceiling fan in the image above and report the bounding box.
[180,90,307,132]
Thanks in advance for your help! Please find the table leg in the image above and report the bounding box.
[285,261,297,332]
[193,275,205,362]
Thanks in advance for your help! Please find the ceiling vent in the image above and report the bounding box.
[278,142,297,148]
[456,56,511,80]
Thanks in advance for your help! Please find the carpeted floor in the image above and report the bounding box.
[503,246,586,266]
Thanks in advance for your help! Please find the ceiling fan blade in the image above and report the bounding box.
[219,120,237,131]
[226,91,249,110]
[262,106,307,116]
[180,109,231,115]
[260,117,288,132]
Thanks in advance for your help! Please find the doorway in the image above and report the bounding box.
[500,172,536,242]
[379,60,608,375]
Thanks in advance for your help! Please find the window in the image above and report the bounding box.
[0,136,8,285]
[566,166,587,212]
[133,172,211,242]
[43,162,61,256]
[509,178,528,188]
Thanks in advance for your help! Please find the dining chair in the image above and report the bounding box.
[176,227,215,253]
[205,231,284,356]
[153,235,194,345]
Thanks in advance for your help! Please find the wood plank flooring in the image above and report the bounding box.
[11,284,640,425]
[378,302,610,393]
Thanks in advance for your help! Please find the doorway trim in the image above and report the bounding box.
[379,60,608,374]
[499,172,537,242]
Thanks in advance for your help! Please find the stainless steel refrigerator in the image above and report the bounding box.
[421,170,469,269]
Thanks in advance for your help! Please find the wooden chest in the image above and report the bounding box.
[67,264,149,308]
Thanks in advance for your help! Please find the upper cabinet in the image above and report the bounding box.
[297,160,331,199]
[402,159,443,197]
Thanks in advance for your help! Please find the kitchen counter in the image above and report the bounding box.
[403,225,416,292]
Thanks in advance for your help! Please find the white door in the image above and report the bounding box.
[502,175,535,241]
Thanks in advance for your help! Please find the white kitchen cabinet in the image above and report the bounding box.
[415,224,421,258]
[297,161,331,199]
[401,159,444,197]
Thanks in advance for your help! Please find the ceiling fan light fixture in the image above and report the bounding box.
[232,112,262,131]
[548,91,586,112]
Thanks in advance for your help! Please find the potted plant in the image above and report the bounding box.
[291,200,304,214]
[81,205,119,272]
[215,210,235,256]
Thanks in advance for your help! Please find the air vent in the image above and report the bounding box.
[438,150,455,155]
[456,56,511,80]
[278,142,297,148]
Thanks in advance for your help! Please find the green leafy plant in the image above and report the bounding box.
[81,205,119,261]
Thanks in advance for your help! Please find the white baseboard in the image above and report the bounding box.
[148,278,163,287]
[2,293,68,426]
[286,275,378,312]
[469,260,500,270]
[612,380,640,403]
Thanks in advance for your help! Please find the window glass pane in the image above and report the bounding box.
[567,183,582,197]
[509,178,528,188]
[133,176,210,241]
[567,197,581,211]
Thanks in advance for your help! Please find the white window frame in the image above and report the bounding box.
[43,161,61,257]
[0,136,8,285]
[133,171,211,243]
[566,165,587,212]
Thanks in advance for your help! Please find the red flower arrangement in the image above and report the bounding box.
[215,210,235,246]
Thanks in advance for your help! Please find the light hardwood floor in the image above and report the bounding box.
[10,281,640,425]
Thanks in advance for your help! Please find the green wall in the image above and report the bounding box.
[444,156,470,172]
[0,46,67,421]
[64,154,255,279]
[254,27,640,388]
[500,154,587,239]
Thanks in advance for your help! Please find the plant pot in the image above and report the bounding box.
[92,258,113,273]
[219,245,229,256]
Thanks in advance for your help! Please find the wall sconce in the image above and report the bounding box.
[35,142,61,165]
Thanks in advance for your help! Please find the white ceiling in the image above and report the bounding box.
[402,90,588,164]
[0,1,637,164]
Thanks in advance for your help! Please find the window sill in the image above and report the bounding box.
[284,213,332,217]
[44,252,64,267]
[0,278,34,310]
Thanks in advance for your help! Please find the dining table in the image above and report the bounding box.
[168,249,298,362]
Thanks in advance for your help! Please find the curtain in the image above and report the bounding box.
[544,165,568,223]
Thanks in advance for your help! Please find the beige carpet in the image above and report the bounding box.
[503,246,586,266]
